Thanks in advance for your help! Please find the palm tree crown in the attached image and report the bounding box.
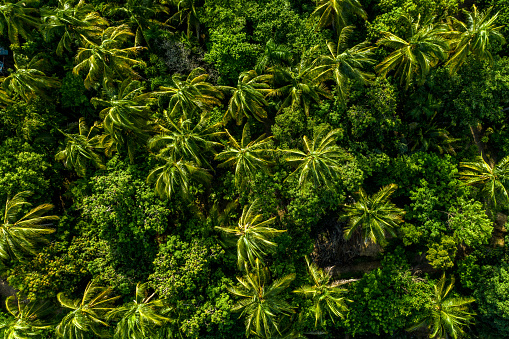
[154,67,223,119]
[311,25,375,101]
[1,55,61,102]
[284,128,348,189]
[225,70,271,125]
[229,259,295,338]
[107,282,170,339]
[446,5,506,73]
[269,56,332,116]
[148,113,223,168]
[312,0,367,32]
[408,274,475,339]
[342,184,405,245]
[375,14,449,89]
[147,155,212,200]
[73,24,146,89]
[215,123,274,189]
[0,0,40,44]
[91,79,153,161]
[0,191,58,263]
[294,257,349,327]
[215,199,285,269]
[56,118,105,177]
[41,0,108,56]
[458,155,509,207]
[0,295,53,339]
[56,280,120,339]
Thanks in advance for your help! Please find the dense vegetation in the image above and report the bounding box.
[0,0,507,337]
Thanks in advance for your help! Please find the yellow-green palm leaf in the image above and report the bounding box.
[0,191,58,263]
[215,199,285,269]
[342,183,405,245]
[56,280,120,339]
[229,259,295,338]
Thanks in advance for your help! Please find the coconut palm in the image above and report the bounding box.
[106,0,170,49]
[107,282,170,339]
[445,5,506,74]
[255,39,293,74]
[73,24,146,89]
[169,0,200,39]
[148,113,223,168]
[215,123,274,189]
[342,183,405,245]
[0,0,40,44]
[311,25,375,101]
[283,128,348,189]
[56,280,120,339]
[147,155,212,200]
[41,0,108,56]
[0,191,58,263]
[229,259,295,338]
[375,14,449,89]
[216,199,285,268]
[224,70,272,125]
[408,274,475,339]
[407,115,458,155]
[458,155,509,207]
[56,118,105,177]
[294,257,349,327]
[154,67,223,119]
[0,295,53,339]
[1,55,61,102]
[312,0,367,32]
[269,57,332,116]
[91,79,153,161]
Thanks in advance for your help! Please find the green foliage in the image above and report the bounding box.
[474,263,509,337]
[448,198,493,246]
[0,138,51,204]
[426,235,457,269]
[343,248,432,336]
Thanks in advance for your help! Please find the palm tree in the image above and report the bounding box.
[1,55,61,102]
[269,57,332,116]
[375,14,449,89]
[445,5,506,73]
[107,282,170,339]
[0,0,40,44]
[106,0,170,49]
[169,0,200,39]
[312,0,367,32]
[458,155,509,207]
[215,199,285,268]
[407,115,458,155]
[41,0,108,56]
[342,184,405,245]
[255,39,293,74]
[56,280,120,339]
[56,118,105,177]
[0,295,53,339]
[154,67,223,119]
[148,113,223,168]
[408,274,475,339]
[294,257,349,327]
[229,259,295,338]
[73,24,146,89]
[311,25,375,102]
[283,128,348,189]
[147,155,212,200]
[224,70,272,125]
[215,123,274,189]
[91,79,153,162]
[0,191,58,263]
